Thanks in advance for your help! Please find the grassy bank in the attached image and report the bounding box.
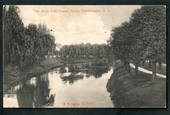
[106,66,166,108]
[3,58,62,93]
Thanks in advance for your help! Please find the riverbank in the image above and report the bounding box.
[3,58,62,93]
[106,65,166,108]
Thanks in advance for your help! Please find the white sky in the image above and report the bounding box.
[17,5,141,45]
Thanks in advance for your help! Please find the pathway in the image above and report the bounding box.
[130,63,166,78]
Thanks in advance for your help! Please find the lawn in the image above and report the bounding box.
[107,66,166,108]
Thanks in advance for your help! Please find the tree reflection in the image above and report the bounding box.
[60,74,84,85]
[67,62,110,78]
[84,66,110,78]
[59,59,111,84]
[16,83,34,107]
[16,73,55,108]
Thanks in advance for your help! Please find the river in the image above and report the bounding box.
[3,64,114,108]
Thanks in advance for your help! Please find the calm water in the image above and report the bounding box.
[3,64,114,108]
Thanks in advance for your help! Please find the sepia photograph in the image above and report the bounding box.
[3,5,166,108]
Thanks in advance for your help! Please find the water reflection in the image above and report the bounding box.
[59,62,111,84]
[4,59,114,108]
[60,73,84,85]
[16,73,55,108]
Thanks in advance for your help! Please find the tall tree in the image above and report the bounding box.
[130,5,166,78]
[109,22,133,73]
[3,5,25,67]
[3,5,57,69]
[108,5,166,78]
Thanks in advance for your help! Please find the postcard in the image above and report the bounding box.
[3,5,166,108]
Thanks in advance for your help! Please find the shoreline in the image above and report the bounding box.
[106,65,166,108]
[3,60,62,93]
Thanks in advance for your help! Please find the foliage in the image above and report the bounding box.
[3,5,56,69]
[59,43,113,60]
[108,5,166,76]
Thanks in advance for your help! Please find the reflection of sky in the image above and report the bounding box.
[3,94,18,108]
[48,68,114,107]
[3,83,24,108]
[17,5,141,45]
[3,68,113,108]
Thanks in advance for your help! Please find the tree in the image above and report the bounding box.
[108,5,166,78]
[109,22,133,73]
[130,5,166,79]
[3,5,56,69]
[3,5,25,67]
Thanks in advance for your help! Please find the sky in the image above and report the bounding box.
[18,5,141,45]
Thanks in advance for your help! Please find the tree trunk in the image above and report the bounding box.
[135,63,138,75]
[158,60,162,70]
[148,60,151,68]
[124,61,130,73]
[127,61,130,73]
[142,60,145,66]
[152,62,156,81]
